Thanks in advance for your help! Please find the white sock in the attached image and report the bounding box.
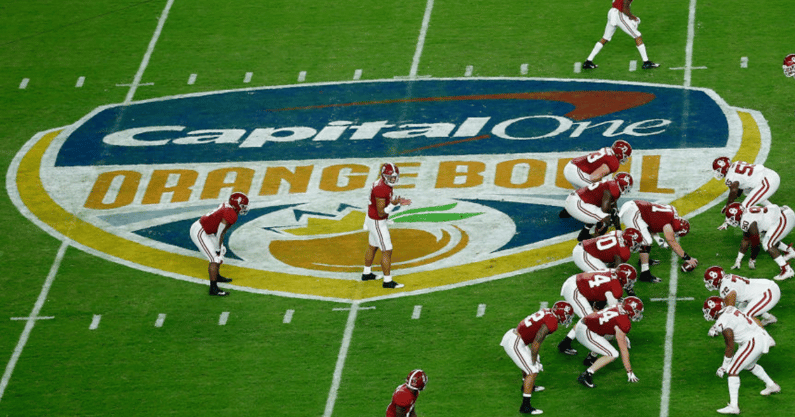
[641,263,650,272]
[773,255,786,267]
[566,325,576,340]
[637,44,649,61]
[760,312,773,320]
[364,266,371,274]
[383,275,392,282]
[587,42,603,61]
[749,365,775,386]
[727,376,740,407]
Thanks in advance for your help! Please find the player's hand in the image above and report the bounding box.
[398,197,412,206]
[731,260,741,270]
[708,326,719,337]
[717,221,729,231]
[627,371,639,382]
[716,367,726,378]
[536,362,543,373]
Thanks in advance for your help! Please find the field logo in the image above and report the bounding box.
[9,78,769,301]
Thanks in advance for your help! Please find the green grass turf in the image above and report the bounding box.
[2,0,795,416]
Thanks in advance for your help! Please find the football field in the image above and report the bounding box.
[2,1,795,416]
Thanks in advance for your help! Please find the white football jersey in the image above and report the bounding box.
[719,275,777,303]
[739,204,782,233]
[724,161,770,193]
[710,306,764,344]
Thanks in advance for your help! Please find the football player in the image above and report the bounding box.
[703,266,780,326]
[362,163,412,289]
[189,192,249,296]
[575,296,644,388]
[703,296,780,414]
[712,157,780,228]
[557,264,637,356]
[386,369,427,417]
[561,140,631,191]
[563,173,633,241]
[582,0,660,70]
[784,54,795,77]
[572,228,643,272]
[500,301,574,414]
[618,200,697,283]
[724,203,795,280]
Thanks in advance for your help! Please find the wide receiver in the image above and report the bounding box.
[557,264,637,356]
[703,296,780,414]
[572,228,643,272]
[575,296,644,388]
[361,163,412,289]
[563,173,633,241]
[724,203,795,280]
[189,192,249,296]
[500,301,574,414]
[386,369,427,417]
[704,266,780,326]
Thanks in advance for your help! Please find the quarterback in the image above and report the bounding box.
[563,173,633,242]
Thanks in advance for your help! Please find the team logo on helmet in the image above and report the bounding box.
[621,296,644,322]
[712,156,731,180]
[724,202,744,227]
[611,140,632,164]
[614,172,634,194]
[621,228,643,252]
[381,162,400,186]
[784,54,795,78]
[228,192,249,215]
[614,263,637,290]
[406,369,428,391]
[552,300,575,327]
[703,265,725,291]
[702,296,724,321]
[673,218,690,237]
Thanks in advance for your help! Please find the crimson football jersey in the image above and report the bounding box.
[612,0,632,13]
[634,200,677,233]
[515,309,559,345]
[576,271,624,302]
[583,306,632,336]
[571,147,621,176]
[575,180,621,207]
[199,203,238,234]
[582,231,631,264]
[386,384,418,417]
[368,178,394,220]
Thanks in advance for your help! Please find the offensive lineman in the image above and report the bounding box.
[703,266,780,326]
[572,228,643,272]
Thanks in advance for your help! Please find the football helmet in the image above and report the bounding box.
[703,266,725,291]
[228,192,249,215]
[703,296,725,321]
[614,263,638,291]
[551,300,575,327]
[621,228,643,252]
[406,369,428,391]
[712,156,731,180]
[622,296,644,322]
[615,172,634,194]
[381,163,400,185]
[673,218,690,237]
[784,54,795,77]
[612,140,632,164]
[724,202,744,227]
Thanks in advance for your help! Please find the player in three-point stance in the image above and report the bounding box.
[500,301,574,414]
[724,203,795,281]
[703,266,780,326]
[703,296,780,414]
[362,163,412,289]
[386,369,427,417]
[189,192,249,296]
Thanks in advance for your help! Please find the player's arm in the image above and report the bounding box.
[605,291,619,306]
[725,181,741,207]
[216,219,230,251]
[723,290,737,307]
[590,164,611,182]
[375,196,389,218]
[530,324,550,366]
[738,227,755,255]
[615,327,633,373]
[622,0,638,20]
[663,224,698,266]
[722,328,736,358]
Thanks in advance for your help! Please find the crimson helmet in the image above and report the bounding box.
[621,228,643,252]
[229,192,249,215]
[615,172,634,194]
[612,140,632,164]
[614,264,638,291]
[406,369,428,391]
[381,163,400,185]
[784,54,795,77]
[551,300,575,327]
[703,296,725,321]
[622,296,644,322]
[724,202,744,227]
[712,157,731,180]
[703,266,725,291]
[673,217,690,237]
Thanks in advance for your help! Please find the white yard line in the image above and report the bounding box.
[683,0,698,88]
[660,252,680,417]
[124,0,175,104]
[323,302,360,417]
[408,0,434,79]
[0,240,69,401]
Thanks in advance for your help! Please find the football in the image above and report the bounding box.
[681,262,696,273]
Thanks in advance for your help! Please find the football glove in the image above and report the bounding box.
[718,221,729,231]
[708,325,720,338]
[716,367,726,378]
[731,259,741,270]
[627,371,639,382]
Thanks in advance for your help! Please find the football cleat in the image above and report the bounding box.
[761,383,781,396]
[583,353,598,367]
[577,228,592,242]
[361,273,379,281]
[760,314,777,326]
[559,346,578,356]
[577,371,595,388]
[532,385,545,392]
[642,61,660,69]
[582,60,598,69]
[519,403,543,415]
[209,287,229,296]
[639,270,662,283]
[748,258,756,269]
[774,264,794,281]
[383,280,405,289]
[559,209,572,218]
[216,275,233,283]
[717,404,740,415]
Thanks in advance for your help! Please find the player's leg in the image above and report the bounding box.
[373,220,403,289]
[585,9,617,67]
[574,324,618,388]
[362,217,382,281]
[559,284,591,355]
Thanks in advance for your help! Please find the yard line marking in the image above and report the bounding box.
[219,312,229,326]
[155,313,166,328]
[660,252,681,417]
[670,66,707,70]
[353,69,362,80]
[18,78,29,89]
[741,57,748,68]
[116,82,154,87]
[75,76,85,88]
[323,302,360,417]
[683,0,698,88]
[408,0,434,79]
[411,305,423,319]
[629,60,637,72]
[464,65,473,76]
[0,240,68,402]
[187,73,197,85]
[298,71,307,82]
[89,315,102,330]
[573,62,582,73]
[124,0,174,104]
[476,304,486,317]
[520,63,528,75]
[283,309,294,323]
[10,317,54,321]
[539,301,548,310]
[651,297,693,302]
[332,306,375,311]
[244,72,253,83]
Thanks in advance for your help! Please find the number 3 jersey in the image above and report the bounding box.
[582,306,632,336]
[571,147,621,176]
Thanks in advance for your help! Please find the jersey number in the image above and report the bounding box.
[598,310,619,325]
[522,311,546,327]
[587,274,612,288]
[733,162,755,176]
[586,148,607,163]
[595,234,618,250]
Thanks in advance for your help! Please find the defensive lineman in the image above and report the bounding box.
[703,266,780,326]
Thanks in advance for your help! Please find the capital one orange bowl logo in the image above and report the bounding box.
[8,78,769,301]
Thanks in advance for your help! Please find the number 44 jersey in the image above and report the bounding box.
[582,306,632,336]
